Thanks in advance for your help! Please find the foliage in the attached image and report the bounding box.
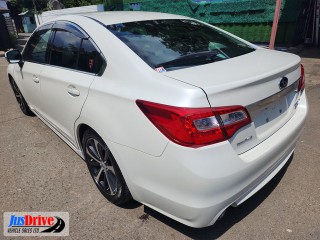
[123,0,304,24]
[8,0,49,13]
[122,0,146,3]
[61,0,102,9]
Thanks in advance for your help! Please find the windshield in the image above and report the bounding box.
[106,19,255,71]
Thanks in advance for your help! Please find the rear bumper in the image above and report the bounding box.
[109,91,308,228]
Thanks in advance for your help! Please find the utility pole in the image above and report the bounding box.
[316,0,320,45]
[32,0,40,26]
[269,0,282,49]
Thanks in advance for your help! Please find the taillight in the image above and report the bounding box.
[298,64,305,92]
[136,100,251,148]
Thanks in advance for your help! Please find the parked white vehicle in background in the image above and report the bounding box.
[5,11,308,228]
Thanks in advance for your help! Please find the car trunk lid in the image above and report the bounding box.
[163,49,302,154]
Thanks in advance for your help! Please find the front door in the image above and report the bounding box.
[17,24,53,111]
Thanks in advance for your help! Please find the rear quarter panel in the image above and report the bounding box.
[73,15,210,156]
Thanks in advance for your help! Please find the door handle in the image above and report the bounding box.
[33,75,40,83]
[67,85,80,97]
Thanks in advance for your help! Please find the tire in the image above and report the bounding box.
[9,77,34,116]
[82,129,132,205]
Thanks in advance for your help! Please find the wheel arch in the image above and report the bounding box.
[76,122,133,199]
[77,123,113,159]
[77,123,95,153]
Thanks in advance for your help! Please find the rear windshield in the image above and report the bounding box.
[106,19,255,71]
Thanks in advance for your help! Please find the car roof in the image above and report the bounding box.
[82,11,190,26]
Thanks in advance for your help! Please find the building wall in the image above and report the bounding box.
[0,0,9,17]
[0,0,8,10]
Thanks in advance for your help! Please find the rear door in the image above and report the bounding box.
[37,21,105,147]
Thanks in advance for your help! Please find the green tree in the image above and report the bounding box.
[61,0,102,8]
[8,0,48,13]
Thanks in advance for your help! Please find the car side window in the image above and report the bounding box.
[23,28,52,64]
[78,39,103,74]
[49,29,82,70]
[47,22,105,74]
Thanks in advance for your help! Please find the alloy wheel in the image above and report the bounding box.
[10,79,26,112]
[85,138,117,196]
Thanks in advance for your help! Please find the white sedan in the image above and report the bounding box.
[5,11,308,228]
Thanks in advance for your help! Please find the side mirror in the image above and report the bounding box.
[5,49,22,65]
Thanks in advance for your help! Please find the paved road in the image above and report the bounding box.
[0,56,319,240]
